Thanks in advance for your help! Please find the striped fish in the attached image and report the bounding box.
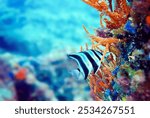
[68,49,103,80]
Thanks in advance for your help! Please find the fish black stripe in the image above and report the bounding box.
[82,51,99,73]
[95,50,103,56]
[91,50,102,61]
[68,54,89,80]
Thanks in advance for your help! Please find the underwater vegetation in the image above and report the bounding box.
[69,0,150,101]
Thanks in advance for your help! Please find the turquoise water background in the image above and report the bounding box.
[0,0,99,57]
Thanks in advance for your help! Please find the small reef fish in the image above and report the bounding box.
[68,49,104,80]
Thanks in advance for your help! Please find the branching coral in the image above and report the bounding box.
[82,0,130,29]
[82,25,123,62]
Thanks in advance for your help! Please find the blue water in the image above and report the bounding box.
[0,0,99,56]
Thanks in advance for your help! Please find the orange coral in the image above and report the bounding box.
[82,0,130,29]
[88,63,115,100]
[81,1,128,101]
[83,25,123,61]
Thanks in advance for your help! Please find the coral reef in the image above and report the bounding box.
[81,0,150,101]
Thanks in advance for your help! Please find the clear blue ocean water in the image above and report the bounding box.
[0,0,99,57]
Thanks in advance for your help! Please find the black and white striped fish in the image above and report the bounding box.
[68,49,103,80]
